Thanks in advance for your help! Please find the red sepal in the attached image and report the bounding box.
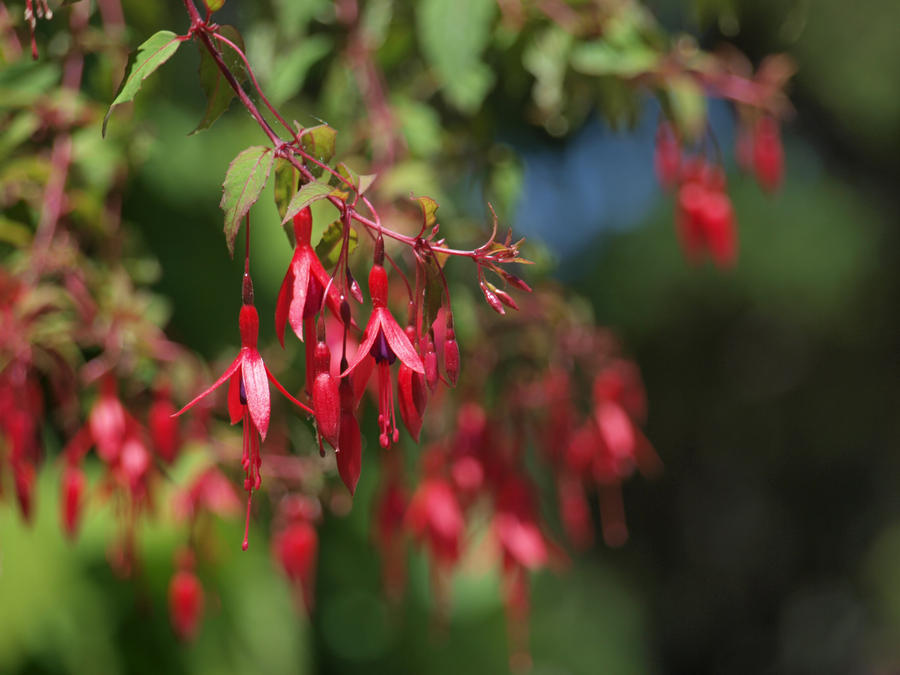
[336,410,361,495]
[240,348,270,440]
[397,363,426,442]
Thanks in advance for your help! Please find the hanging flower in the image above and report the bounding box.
[174,273,311,549]
[169,552,204,642]
[342,238,424,447]
[275,207,343,346]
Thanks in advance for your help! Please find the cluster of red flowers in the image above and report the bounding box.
[337,287,654,667]
[0,275,48,523]
[655,115,784,267]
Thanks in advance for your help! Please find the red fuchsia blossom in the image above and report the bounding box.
[493,476,548,571]
[273,519,318,611]
[676,159,737,268]
[89,375,127,464]
[148,386,180,463]
[310,324,340,450]
[61,462,86,540]
[752,116,784,193]
[406,477,465,566]
[375,470,408,597]
[117,426,152,499]
[169,561,204,641]
[654,120,681,189]
[336,369,362,494]
[557,473,594,549]
[397,327,427,442]
[173,467,241,522]
[0,371,43,522]
[342,239,425,448]
[275,207,343,347]
[174,273,311,550]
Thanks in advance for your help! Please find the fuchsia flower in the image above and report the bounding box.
[654,121,681,189]
[676,160,737,268]
[406,478,464,566]
[169,554,204,642]
[397,327,427,442]
[61,463,86,539]
[493,476,548,571]
[342,239,424,447]
[375,471,408,596]
[148,386,180,463]
[275,207,343,346]
[88,375,127,464]
[752,116,784,193]
[174,273,311,550]
[336,371,362,494]
[273,520,318,611]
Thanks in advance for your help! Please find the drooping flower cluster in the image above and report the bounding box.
[173,271,312,550]
[0,0,795,656]
[655,113,785,268]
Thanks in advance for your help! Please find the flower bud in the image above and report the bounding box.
[312,369,340,450]
[443,324,459,387]
[346,267,363,303]
[423,334,438,391]
[481,282,505,315]
[500,271,532,293]
[493,288,519,311]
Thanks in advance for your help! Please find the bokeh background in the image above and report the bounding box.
[2,0,900,673]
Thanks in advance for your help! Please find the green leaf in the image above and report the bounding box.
[358,174,377,196]
[421,250,445,331]
[335,162,359,191]
[0,111,40,161]
[360,0,393,47]
[267,36,332,105]
[191,25,246,135]
[393,99,442,157]
[666,75,707,142]
[570,40,659,78]
[103,30,183,137]
[417,0,496,113]
[204,0,226,11]
[0,216,31,246]
[220,146,275,255]
[415,195,439,231]
[274,159,299,245]
[282,181,337,225]
[524,27,573,115]
[299,124,337,176]
[315,220,358,268]
[332,163,377,198]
